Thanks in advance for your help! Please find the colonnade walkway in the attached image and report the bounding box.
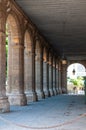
[0,95,86,130]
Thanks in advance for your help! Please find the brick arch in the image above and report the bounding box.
[67,63,86,79]
[5,13,22,94]
[6,13,20,44]
[24,30,32,52]
[68,62,86,70]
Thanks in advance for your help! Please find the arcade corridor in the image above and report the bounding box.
[0,2,86,130]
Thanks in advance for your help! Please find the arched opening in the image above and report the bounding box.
[24,30,32,102]
[67,63,86,95]
[6,14,19,94]
[5,14,27,106]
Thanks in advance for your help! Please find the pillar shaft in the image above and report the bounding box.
[51,58,54,95]
[24,46,37,102]
[58,62,62,94]
[56,67,59,93]
[49,55,54,96]
[61,64,67,93]
[46,54,50,97]
[53,60,57,95]
[43,61,49,97]
[53,66,55,94]
[36,46,45,99]
[31,44,38,101]
[8,44,27,105]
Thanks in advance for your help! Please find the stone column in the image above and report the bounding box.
[49,64,51,96]
[49,55,54,96]
[43,60,49,97]
[43,61,47,97]
[51,55,54,96]
[46,53,50,97]
[53,65,56,95]
[0,6,10,112]
[24,45,37,102]
[31,43,38,101]
[36,46,45,99]
[24,47,30,100]
[8,44,27,105]
[61,64,67,94]
[58,62,62,94]
[40,46,45,98]
[56,63,59,94]
[54,59,58,95]
[53,58,58,95]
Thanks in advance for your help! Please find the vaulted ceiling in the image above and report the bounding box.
[15,0,86,60]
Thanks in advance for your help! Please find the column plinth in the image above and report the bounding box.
[8,93,27,106]
[36,90,45,99]
[0,96,10,113]
[25,91,37,102]
[8,44,27,105]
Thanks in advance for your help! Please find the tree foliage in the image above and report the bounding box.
[68,76,84,87]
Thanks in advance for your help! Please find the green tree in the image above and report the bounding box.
[69,76,84,88]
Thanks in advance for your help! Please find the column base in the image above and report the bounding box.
[49,89,54,96]
[8,93,27,106]
[37,90,45,100]
[59,88,62,94]
[0,96,10,113]
[48,90,51,97]
[25,91,38,103]
[56,88,59,94]
[53,88,57,95]
[44,90,50,98]
[62,88,67,94]
[56,89,59,95]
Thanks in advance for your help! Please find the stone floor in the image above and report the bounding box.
[0,95,86,130]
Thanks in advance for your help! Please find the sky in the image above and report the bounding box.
[67,63,86,78]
